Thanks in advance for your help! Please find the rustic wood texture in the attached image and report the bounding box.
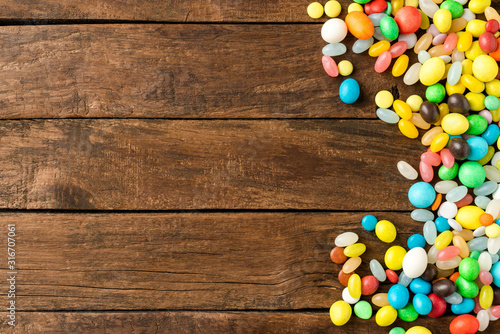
[0,311,464,333]
[5,212,421,310]
[0,119,422,210]
[0,24,424,119]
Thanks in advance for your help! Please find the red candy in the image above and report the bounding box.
[361,275,379,295]
[421,151,441,166]
[374,51,392,73]
[364,2,374,16]
[444,33,458,53]
[322,55,339,77]
[389,41,408,58]
[419,160,434,182]
[455,194,473,208]
[449,314,480,334]
[486,19,500,34]
[370,0,387,13]
[386,269,399,284]
[479,32,498,53]
[394,6,422,34]
[440,148,455,168]
[436,246,460,261]
[427,293,447,318]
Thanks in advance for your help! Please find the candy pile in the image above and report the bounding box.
[307,0,500,333]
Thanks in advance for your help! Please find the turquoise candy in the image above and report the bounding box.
[407,234,427,249]
[354,300,372,319]
[451,297,475,314]
[410,278,432,295]
[466,136,488,161]
[458,257,480,280]
[388,284,410,309]
[473,181,498,196]
[397,303,419,322]
[458,161,486,188]
[377,108,400,124]
[423,220,437,245]
[368,13,387,26]
[492,254,499,264]
[398,271,413,287]
[339,78,360,104]
[322,43,347,57]
[380,16,399,40]
[440,0,464,18]
[481,124,500,145]
[413,293,432,315]
[470,250,481,260]
[408,182,436,208]
[362,214,378,231]
[455,276,479,298]
[467,237,488,252]
[352,37,374,54]
[447,61,462,85]
[435,216,450,233]
[484,95,500,111]
[492,261,500,287]
[466,114,488,135]
[411,209,434,222]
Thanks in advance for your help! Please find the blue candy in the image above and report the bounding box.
[451,298,475,314]
[481,124,500,146]
[435,216,451,233]
[407,234,426,249]
[362,214,378,231]
[388,284,410,309]
[492,261,500,288]
[466,136,488,161]
[409,278,432,295]
[413,293,432,315]
[408,182,436,208]
[339,78,360,104]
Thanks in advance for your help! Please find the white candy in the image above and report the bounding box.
[342,287,360,304]
[488,235,500,254]
[321,19,347,44]
[435,180,458,194]
[335,232,358,247]
[477,309,490,332]
[403,247,428,278]
[397,161,418,180]
[448,218,463,231]
[479,252,492,272]
[438,201,458,219]
[461,8,476,22]
[398,33,417,49]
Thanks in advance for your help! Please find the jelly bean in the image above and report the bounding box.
[375,305,397,326]
[406,327,432,334]
[435,180,458,193]
[428,292,447,317]
[403,62,422,85]
[397,160,418,179]
[421,263,438,281]
[412,208,434,221]
[475,181,498,197]
[468,236,488,251]
[385,246,407,270]
[407,234,427,249]
[445,291,463,304]
[424,220,438,245]
[432,278,456,297]
[492,305,500,318]
[375,51,392,73]
[346,12,375,40]
[414,32,433,54]
[430,132,449,152]
[437,245,461,261]
[488,235,500,254]
[456,275,479,298]
[485,6,500,24]
[477,309,489,331]
[413,293,432,315]
[389,41,407,58]
[444,33,459,52]
[330,300,352,326]
[453,235,470,257]
[339,78,360,104]
[492,261,500,286]
[478,109,493,124]
[372,293,390,307]
[461,74,484,93]
[399,33,417,49]
[419,0,439,18]
[441,148,455,168]
[344,243,366,258]
[448,218,463,230]
[402,246,427,278]
[353,300,372,319]
[348,273,361,299]
[433,33,447,46]
[352,37,374,54]
[446,81,467,96]
[322,43,347,57]
[361,275,379,295]
[465,41,488,61]
[446,185,468,202]
[388,284,409,309]
[321,18,348,43]
[307,2,324,19]
[342,256,362,273]
[342,286,360,304]
[369,40,391,57]
[486,223,500,238]
[322,55,339,77]
[434,8,452,33]
[447,61,463,86]
[473,54,499,82]
[486,79,500,97]
[461,8,477,22]
[451,297,476,314]
[368,259,385,283]
[398,119,419,138]
[338,60,353,76]
[335,232,358,247]
[408,182,436,208]
[485,199,500,218]
[469,0,490,14]
[397,302,418,321]
[457,31,473,51]
[479,251,493,271]
[338,272,353,286]
[484,165,500,182]
[435,230,453,249]
[449,314,480,334]
[375,219,397,243]
[419,160,433,182]
[324,0,341,18]
[422,150,441,166]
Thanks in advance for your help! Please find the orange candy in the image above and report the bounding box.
[431,193,443,211]
[330,246,348,264]
[339,270,353,287]
[479,213,494,226]
[489,37,500,61]
[345,12,375,40]
[449,272,460,282]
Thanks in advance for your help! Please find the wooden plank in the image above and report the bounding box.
[4,212,419,310]
[0,119,421,210]
[0,311,471,333]
[0,24,424,119]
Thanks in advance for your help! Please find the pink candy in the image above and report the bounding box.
[444,33,458,52]
[419,160,434,182]
[440,148,455,168]
[322,55,339,77]
[389,41,408,58]
[436,246,460,261]
[374,51,392,73]
[421,151,441,166]
[479,270,493,285]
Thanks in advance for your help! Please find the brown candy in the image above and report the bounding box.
[421,263,438,282]
[330,246,347,264]
[432,278,456,297]
[339,270,353,287]
[420,101,440,123]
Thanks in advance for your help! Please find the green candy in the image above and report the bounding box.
[439,162,459,180]
[397,303,419,322]
[440,0,464,19]
[470,250,481,260]
[459,257,480,280]
[353,300,372,319]
[380,16,399,40]
[455,275,479,298]
[389,327,406,334]
[485,95,500,111]
[352,0,371,3]
[384,2,392,15]
[426,84,446,103]
[466,114,488,135]
[458,161,486,188]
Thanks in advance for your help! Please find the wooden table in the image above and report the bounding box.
[0,1,498,333]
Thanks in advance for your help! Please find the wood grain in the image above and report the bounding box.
[0,24,424,119]
[6,212,421,310]
[0,119,422,210]
[0,311,468,333]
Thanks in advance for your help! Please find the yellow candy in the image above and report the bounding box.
[479,284,494,309]
[375,305,398,327]
[348,3,364,13]
[307,2,324,19]
[407,95,423,111]
[375,220,397,243]
[435,103,449,126]
[446,81,466,95]
[486,223,500,238]
[330,300,352,326]
[338,60,353,76]
[462,59,473,75]
[406,326,432,334]
[392,54,409,77]
[344,243,366,257]
[324,0,342,18]
[457,31,473,52]
[441,113,469,135]
[465,92,486,111]
[420,57,445,86]
[434,8,452,33]
[430,133,449,152]
[460,74,485,93]
[399,119,419,138]
[391,0,404,15]
[477,146,495,165]
[405,0,418,6]
[393,100,412,120]
[369,40,391,57]
[465,41,487,60]
[420,9,430,30]
[473,55,499,82]
[375,90,394,108]
[455,205,485,229]
[492,106,500,122]
[435,231,453,249]
[385,246,407,270]
[469,0,491,14]
[348,273,361,299]
[466,19,487,37]
[486,79,500,97]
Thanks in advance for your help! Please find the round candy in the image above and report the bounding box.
[441,113,469,135]
[472,55,499,82]
[426,83,446,103]
[448,93,470,114]
[408,182,436,208]
[330,300,352,326]
[375,220,397,243]
[361,214,378,231]
[330,246,347,264]
[345,11,375,40]
[402,247,427,278]
[385,246,407,270]
[307,2,324,19]
[449,314,479,334]
[410,278,432,295]
[321,18,348,43]
[339,78,360,104]
[419,101,440,123]
[458,161,486,188]
[375,90,394,108]
[440,0,463,19]
[407,234,426,249]
[361,275,379,295]
[449,138,469,160]
[324,0,342,17]
[466,136,488,161]
[353,300,372,319]
[390,327,406,334]
[466,114,488,135]
[406,327,432,334]
[455,205,484,229]
[338,60,353,76]
[394,6,422,34]
[427,292,447,318]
